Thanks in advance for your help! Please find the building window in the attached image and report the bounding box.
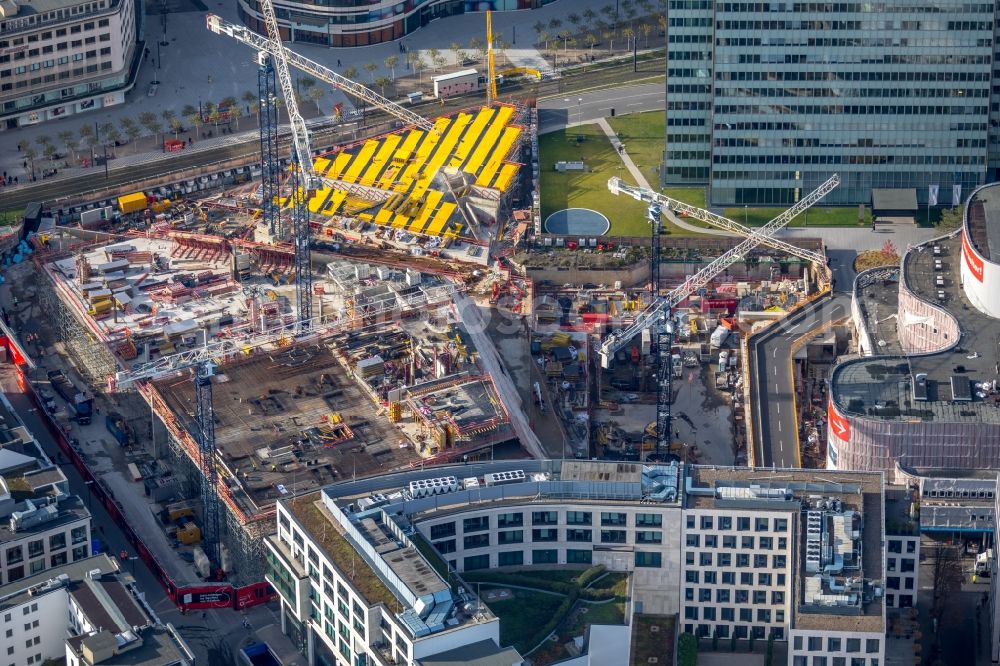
[566,529,592,542]
[635,551,662,568]
[685,571,699,583]
[50,553,67,567]
[699,553,712,566]
[71,526,88,545]
[686,534,700,547]
[636,513,662,527]
[828,638,842,652]
[532,528,558,542]
[432,539,455,554]
[463,516,489,533]
[846,639,861,652]
[532,549,557,564]
[463,534,490,550]
[601,512,627,526]
[6,547,22,565]
[808,637,823,651]
[497,530,523,545]
[567,549,592,564]
[496,513,522,528]
[71,546,88,562]
[755,518,769,532]
[566,511,591,526]
[7,566,23,582]
[497,551,523,567]
[700,516,713,529]
[723,535,736,548]
[718,516,732,530]
[866,639,879,653]
[601,530,626,544]
[718,553,731,567]
[774,518,788,531]
[429,522,455,540]
[737,517,750,531]
[463,555,490,571]
[532,511,558,525]
[29,560,44,575]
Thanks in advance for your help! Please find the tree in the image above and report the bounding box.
[677,632,697,666]
[622,26,635,50]
[384,54,399,81]
[448,41,464,67]
[427,48,441,71]
[585,32,599,58]
[540,30,551,52]
[343,65,359,81]
[469,36,486,63]
[603,28,615,52]
[139,111,161,143]
[78,125,97,154]
[568,13,581,31]
[374,76,391,97]
[299,77,315,91]
[641,23,653,48]
[559,28,571,50]
[583,8,597,24]
[657,13,666,34]
[57,130,79,162]
[228,104,243,130]
[35,135,52,152]
[938,205,964,231]
[532,20,545,45]
[42,143,57,165]
[242,90,256,110]
[17,140,36,176]
[363,62,378,83]
[161,109,177,135]
[181,104,198,119]
[307,86,324,113]
[169,118,184,139]
[120,117,141,151]
[431,51,446,72]
[406,52,424,82]
[548,17,562,32]
[186,112,202,139]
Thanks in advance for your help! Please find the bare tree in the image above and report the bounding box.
[374,76,391,97]
[384,54,399,81]
[57,130,79,162]
[363,62,378,83]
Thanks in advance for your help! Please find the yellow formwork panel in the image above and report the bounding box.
[378,130,423,189]
[464,107,514,175]
[450,107,495,169]
[391,213,410,228]
[358,134,401,187]
[374,208,394,225]
[396,120,448,193]
[308,186,333,214]
[425,202,456,236]
[323,191,348,215]
[492,163,519,192]
[341,140,380,183]
[408,190,444,234]
[313,156,332,175]
[410,113,473,200]
[475,126,522,186]
[328,152,353,180]
[443,221,463,238]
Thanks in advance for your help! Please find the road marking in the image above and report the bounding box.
[773,347,777,358]
[776,403,780,414]
[775,383,779,392]
[788,323,801,332]
[773,367,777,376]
[778,421,782,432]
[779,441,783,451]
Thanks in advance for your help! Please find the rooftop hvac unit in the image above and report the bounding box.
[408,476,459,499]
[483,470,526,487]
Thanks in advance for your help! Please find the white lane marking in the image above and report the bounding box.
[773,367,777,376]
[775,383,779,392]
[773,347,777,358]
[776,403,780,414]
[779,441,784,451]
[788,323,801,332]
[778,421,782,433]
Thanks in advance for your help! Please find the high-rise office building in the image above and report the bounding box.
[664,1,995,206]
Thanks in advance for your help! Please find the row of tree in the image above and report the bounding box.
[532,0,668,57]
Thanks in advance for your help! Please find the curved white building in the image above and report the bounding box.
[833,182,1000,472]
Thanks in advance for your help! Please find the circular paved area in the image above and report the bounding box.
[544,208,610,235]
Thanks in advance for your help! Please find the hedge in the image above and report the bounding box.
[576,565,607,589]
[524,588,580,653]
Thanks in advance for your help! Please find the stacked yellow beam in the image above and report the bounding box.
[341,140,379,183]
[378,130,423,188]
[449,107,495,169]
[464,106,514,175]
[475,126,521,187]
[408,191,444,234]
[492,163,519,192]
[425,202,456,236]
[358,134,401,187]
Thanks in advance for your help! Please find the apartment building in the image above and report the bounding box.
[664,0,995,205]
[0,552,194,666]
[0,487,91,585]
[271,460,888,666]
[0,0,140,130]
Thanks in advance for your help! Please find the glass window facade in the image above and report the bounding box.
[664,1,996,205]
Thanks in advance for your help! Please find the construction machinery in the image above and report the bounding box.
[207,14,434,133]
[600,174,841,457]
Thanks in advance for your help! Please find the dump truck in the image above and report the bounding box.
[46,370,92,424]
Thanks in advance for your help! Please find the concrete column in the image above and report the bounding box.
[307,624,315,666]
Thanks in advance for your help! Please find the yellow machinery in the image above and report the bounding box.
[176,522,201,545]
[486,11,497,105]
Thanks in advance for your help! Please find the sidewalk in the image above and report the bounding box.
[0,0,636,179]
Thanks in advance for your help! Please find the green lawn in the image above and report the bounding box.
[539,124,655,237]
[607,110,664,189]
[723,205,870,227]
[483,588,567,655]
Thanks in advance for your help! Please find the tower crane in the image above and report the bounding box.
[608,177,827,265]
[207,15,435,132]
[486,10,498,106]
[599,174,840,456]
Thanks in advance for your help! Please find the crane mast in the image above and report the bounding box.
[599,174,840,368]
[486,11,497,106]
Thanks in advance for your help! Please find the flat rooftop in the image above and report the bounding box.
[0,553,119,613]
[834,232,1000,423]
[966,183,1000,263]
[855,270,902,354]
[407,376,509,436]
[0,494,88,544]
[685,466,884,634]
[154,342,419,514]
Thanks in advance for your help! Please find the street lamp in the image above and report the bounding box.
[577,97,583,124]
[744,204,748,227]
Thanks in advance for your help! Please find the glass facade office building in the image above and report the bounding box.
[664,1,996,206]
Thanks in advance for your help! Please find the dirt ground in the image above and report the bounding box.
[671,365,735,465]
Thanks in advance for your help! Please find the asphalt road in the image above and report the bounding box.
[751,293,851,468]
[537,82,665,133]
